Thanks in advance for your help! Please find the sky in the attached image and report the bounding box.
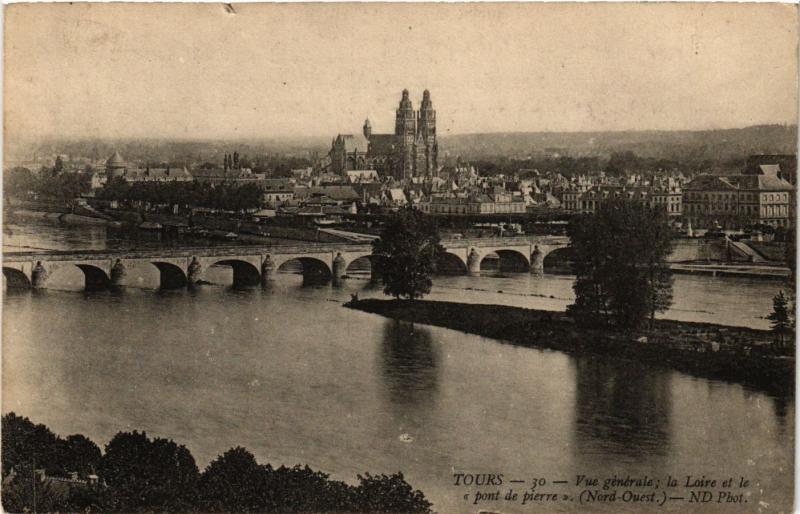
[4,3,798,141]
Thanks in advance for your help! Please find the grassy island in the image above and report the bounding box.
[346,299,794,395]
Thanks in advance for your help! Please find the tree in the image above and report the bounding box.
[97,176,132,202]
[2,412,62,476]
[767,290,793,349]
[786,223,795,285]
[265,464,355,512]
[2,467,68,513]
[604,151,640,177]
[372,207,444,300]
[567,199,674,329]
[352,472,433,513]
[60,434,102,478]
[1,413,110,513]
[99,431,199,512]
[3,167,36,198]
[197,447,267,512]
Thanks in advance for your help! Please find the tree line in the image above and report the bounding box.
[97,178,264,212]
[1,413,432,513]
[468,151,737,179]
[4,167,92,204]
[4,166,269,212]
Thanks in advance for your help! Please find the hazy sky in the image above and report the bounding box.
[4,3,798,140]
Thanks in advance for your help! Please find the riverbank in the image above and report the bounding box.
[346,299,794,395]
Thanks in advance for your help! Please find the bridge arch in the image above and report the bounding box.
[345,254,390,282]
[210,259,262,288]
[45,263,111,291]
[542,246,573,273]
[76,265,111,290]
[480,249,530,272]
[2,267,31,289]
[277,257,332,285]
[436,251,467,275]
[152,262,188,289]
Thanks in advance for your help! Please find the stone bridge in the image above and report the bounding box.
[1,236,569,290]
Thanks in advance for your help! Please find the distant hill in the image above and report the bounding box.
[439,125,797,164]
[6,125,796,169]
[5,136,331,167]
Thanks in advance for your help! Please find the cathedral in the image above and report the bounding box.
[327,89,438,180]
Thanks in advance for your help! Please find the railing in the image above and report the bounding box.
[444,236,568,248]
[2,244,369,262]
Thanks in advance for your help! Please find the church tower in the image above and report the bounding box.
[395,89,416,179]
[417,89,438,177]
[363,118,372,140]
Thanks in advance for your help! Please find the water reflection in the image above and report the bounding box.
[771,395,791,437]
[379,320,440,411]
[573,356,672,459]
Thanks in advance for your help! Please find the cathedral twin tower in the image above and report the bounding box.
[362,89,438,179]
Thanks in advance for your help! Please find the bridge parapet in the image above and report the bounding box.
[444,235,569,249]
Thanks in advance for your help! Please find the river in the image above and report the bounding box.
[2,222,794,513]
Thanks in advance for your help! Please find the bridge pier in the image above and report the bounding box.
[332,253,346,286]
[530,245,544,274]
[467,248,481,275]
[110,259,127,288]
[261,254,275,286]
[187,257,202,287]
[31,261,48,289]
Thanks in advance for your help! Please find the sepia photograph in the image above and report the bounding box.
[1,3,797,513]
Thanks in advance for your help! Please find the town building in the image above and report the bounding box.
[345,169,379,183]
[293,185,360,206]
[419,193,526,216]
[122,166,194,182]
[105,151,127,178]
[262,190,294,206]
[683,167,794,228]
[744,155,796,185]
[648,184,682,217]
[560,186,583,212]
[383,188,408,208]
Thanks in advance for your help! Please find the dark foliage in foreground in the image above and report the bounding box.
[1,413,433,513]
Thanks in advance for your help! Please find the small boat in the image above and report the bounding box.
[209,230,238,240]
[314,218,338,226]
[138,221,163,231]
